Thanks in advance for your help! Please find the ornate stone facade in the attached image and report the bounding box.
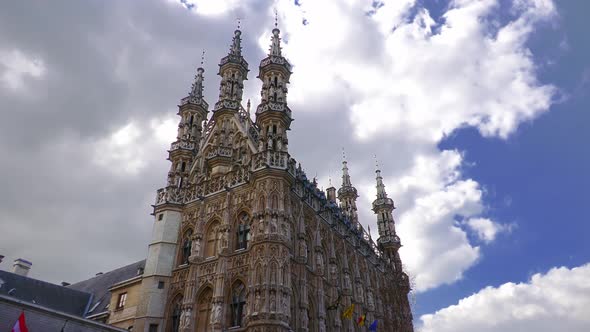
[133,24,413,332]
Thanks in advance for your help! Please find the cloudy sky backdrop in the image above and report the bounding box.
[0,0,588,330]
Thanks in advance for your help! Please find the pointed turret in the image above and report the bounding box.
[337,152,360,226]
[372,160,402,271]
[255,20,293,154]
[214,27,249,114]
[169,52,210,187]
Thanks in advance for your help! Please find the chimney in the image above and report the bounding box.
[326,186,337,203]
[12,258,32,277]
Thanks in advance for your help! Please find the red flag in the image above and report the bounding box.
[12,312,29,332]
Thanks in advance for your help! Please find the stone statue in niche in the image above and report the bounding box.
[300,308,308,327]
[344,274,351,290]
[270,217,277,233]
[179,307,191,329]
[330,264,337,279]
[270,291,276,312]
[254,291,261,312]
[191,237,201,257]
[258,138,264,151]
[316,253,324,274]
[299,240,307,260]
[222,230,229,249]
[259,218,265,235]
[367,290,375,310]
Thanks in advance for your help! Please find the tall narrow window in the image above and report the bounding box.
[169,295,182,332]
[116,292,127,309]
[197,288,213,331]
[230,282,246,327]
[236,212,250,250]
[205,222,219,257]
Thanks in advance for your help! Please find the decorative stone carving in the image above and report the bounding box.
[179,307,191,330]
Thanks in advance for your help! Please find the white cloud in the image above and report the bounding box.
[92,114,177,175]
[0,49,45,91]
[182,0,241,16]
[420,264,590,332]
[466,217,513,243]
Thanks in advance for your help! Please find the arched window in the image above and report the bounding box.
[179,230,192,265]
[205,222,219,258]
[229,281,246,327]
[168,295,182,332]
[236,212,250,250]
[196,288,213,331]
[270,262,278,284]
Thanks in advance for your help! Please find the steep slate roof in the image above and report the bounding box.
[68,260,145,316]
[0,270,92,316]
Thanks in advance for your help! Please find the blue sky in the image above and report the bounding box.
[0,0,588,331]
[419,0,590,317]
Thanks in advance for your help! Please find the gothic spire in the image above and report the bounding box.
[341,150,353,188]
[329,231,336,260]
[269,10,282,56]
[255,17,293,132]
[214,24,249,112]
[337,149,359,225]
[375,157,388,200]
[230,28,242,57]
[298,203,306,236]
[188,51,206,104]
[314,222,322,248]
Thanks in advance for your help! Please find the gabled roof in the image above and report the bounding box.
[68,260,145,317]
[0,270,92,316]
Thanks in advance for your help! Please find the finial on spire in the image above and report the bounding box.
[375,155,388,199]
[246,98,251,115]
[230,24,243,56]
[341,148,352,187]
[189,52,206,102]
[237,17,241,30]
[269,13,282,57]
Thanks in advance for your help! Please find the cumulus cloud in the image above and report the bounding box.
[420,264,590,332]
[466,217,513,243]
[0,49,45,91]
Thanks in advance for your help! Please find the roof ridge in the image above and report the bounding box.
[68,259,145,286]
